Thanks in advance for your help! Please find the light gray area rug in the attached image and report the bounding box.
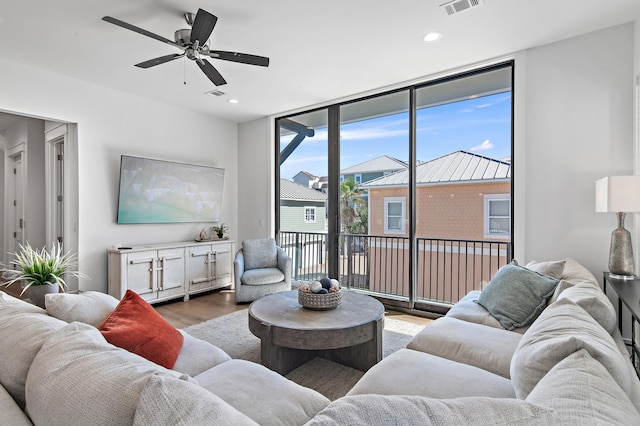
[183,309,426,400]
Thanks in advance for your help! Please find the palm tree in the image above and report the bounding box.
[340,179,366,233]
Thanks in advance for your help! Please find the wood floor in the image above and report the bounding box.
[154,288,433,329]
[0,282,433,329]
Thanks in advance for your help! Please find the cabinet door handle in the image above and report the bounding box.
[163,255,183,261]
[130,258,155,265]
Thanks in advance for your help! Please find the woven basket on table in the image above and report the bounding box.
[298,288,342,310]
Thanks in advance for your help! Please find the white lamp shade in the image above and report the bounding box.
[595,175,640,213]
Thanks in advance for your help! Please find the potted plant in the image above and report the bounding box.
[210,223,228,239]
[1,242,83,308]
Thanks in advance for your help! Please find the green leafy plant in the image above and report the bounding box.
[210,223,228,238]
[2,242,83,294]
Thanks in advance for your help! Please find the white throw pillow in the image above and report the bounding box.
[556,282,617,334]
[525,259,566,279]
[526,349,640,424]
[0,292,66,409]
[25,322,189,426]
[45,291,119,326]
[510,298,631,399]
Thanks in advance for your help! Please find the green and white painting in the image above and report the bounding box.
[117,155,225,224]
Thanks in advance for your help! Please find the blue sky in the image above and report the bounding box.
[280,92,512,180]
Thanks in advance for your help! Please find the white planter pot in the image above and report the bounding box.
[28,283,59,309]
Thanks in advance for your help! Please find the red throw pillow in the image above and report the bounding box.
[98,290,184,369]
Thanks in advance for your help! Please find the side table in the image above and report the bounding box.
[603,272,640,378]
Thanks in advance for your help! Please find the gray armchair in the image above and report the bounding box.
[234,238,292,303]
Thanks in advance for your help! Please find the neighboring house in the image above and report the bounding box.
[280,179,328,274]
[280,179,327,232]
[340,155,408,185]
[360,150,511,302]
[292,171,320,189]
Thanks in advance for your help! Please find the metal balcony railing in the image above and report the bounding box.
[279,231,512,305]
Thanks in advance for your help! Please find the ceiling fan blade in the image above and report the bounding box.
[102,16,182,49]
[135,53,184,69]
[190,9,217,45]
[197,59,227,86]
[207,50,270,67]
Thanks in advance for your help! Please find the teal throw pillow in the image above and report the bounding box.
[476,262,560,331]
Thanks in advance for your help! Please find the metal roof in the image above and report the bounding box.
[341,155,408,175]
[361,151,511,188]
[280,179,328,201]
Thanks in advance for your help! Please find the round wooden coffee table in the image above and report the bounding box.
[248,290,384,375]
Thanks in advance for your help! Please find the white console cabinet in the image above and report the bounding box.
[107,240,235,304]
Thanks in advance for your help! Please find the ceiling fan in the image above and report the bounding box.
[102,9,269,86]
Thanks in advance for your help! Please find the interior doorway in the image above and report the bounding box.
[0,111,79,293]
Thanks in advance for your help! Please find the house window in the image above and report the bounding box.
[384,197,405,233]
[355,174,362,185]
[340,175,344,183]
[484,194,511,237]
[304,206,317,223]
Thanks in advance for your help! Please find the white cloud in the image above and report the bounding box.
[470,140,493,151]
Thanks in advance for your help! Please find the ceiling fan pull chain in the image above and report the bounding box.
[183,57,187,85]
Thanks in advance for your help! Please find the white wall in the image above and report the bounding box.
[238,23,636,283]
[0,58,238,293]
[522,23,634,280]
[237,117,273,244]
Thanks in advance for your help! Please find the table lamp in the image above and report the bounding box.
[595,175,640,280]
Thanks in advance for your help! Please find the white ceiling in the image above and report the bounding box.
[0,0,639,125]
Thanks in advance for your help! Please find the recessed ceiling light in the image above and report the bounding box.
[228,99,239,104]
[423,32,442,43]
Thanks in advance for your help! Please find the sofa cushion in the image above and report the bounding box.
[172,330,231,377]
[560,257,599,285]
[195,359,330,426]
[526,349,640,424]
[25,322,189,426]
[45,290,119,326]
[348,348,515,399]
[241,267,285,285]
[476,262,559,330]
[524,259,566,279]
[0,291,67,409]
[98,289,184,369]
[556,282,617,334]
[407,316,522,378]
[548,258,601,303]
[243,238,278,270]
[510,298,631,399]
[308,394,554,426]
[133,374,259,426]
[0,384,33,426]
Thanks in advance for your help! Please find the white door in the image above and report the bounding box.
[11,152,25,253]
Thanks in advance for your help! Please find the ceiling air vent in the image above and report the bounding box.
[206,89,226,97]
[440,0,484,16]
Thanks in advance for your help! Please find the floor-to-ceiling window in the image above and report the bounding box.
[276,62,513,312]
[339,91,410,302]
[277,108,330,280]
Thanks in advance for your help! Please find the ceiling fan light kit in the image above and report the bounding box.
[102,8,269,86]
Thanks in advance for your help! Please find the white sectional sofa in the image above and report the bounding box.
[308,258,640,425]
[2,257,639,425]
[0,290,329,426]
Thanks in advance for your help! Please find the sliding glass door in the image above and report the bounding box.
[276,62,513,313]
